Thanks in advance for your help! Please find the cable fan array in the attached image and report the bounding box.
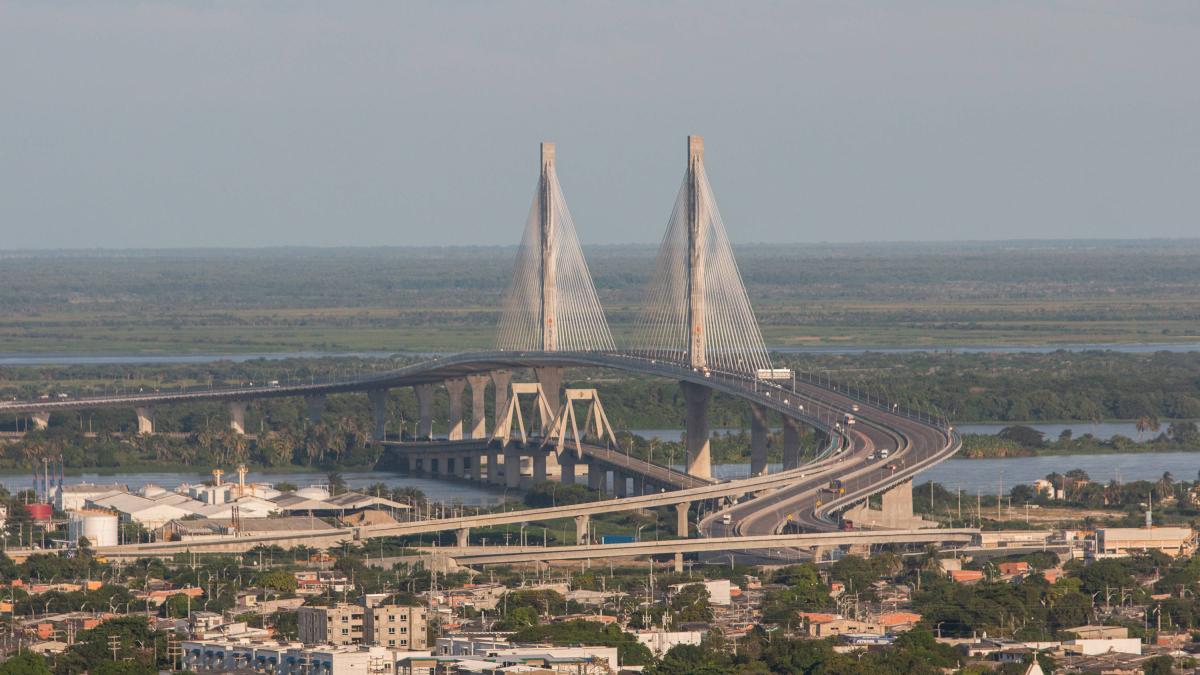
[631,162,772,375]
[495,164,616,352]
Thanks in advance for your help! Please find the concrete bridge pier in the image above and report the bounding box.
[613,472,628,498]
[444,379,466,441]
[534,367,563,432]
[491,370,512,424]
[504,446,522,488]
[368,389,389,441]
[228,401,248,435]
[674,553,684,573]
[304,395,327,424]
[467,374,489,439]
[632,475,646,496]
[574,515,589,545]
[842,479,931,529]
[674,502,690,538]
[486,449,502,485]
[587,464,604,492]
[750,403,769,476]
[30,411,50,430]
[469,455,482,482]
[530,451,548,483]
[680,382,712,480]
[456,528,470,548]
[782,417,801,470]
[135,406,156,436]
[414,384,434,439]
[560,456,576,485]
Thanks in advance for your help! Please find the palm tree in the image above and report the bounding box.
[1156,472,1174,501]
[1136,416,1152,441]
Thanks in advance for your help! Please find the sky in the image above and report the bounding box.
[1,1,1197,248]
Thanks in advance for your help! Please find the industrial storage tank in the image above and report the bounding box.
[68,510,119,547]
[25,503,52,522]
[295,486,330,500]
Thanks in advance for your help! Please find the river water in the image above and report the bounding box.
[633,421,1166,443]
[3,450,1195,506]
[4,341,1200,366]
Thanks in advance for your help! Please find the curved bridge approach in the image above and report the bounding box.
[1,136,962,561]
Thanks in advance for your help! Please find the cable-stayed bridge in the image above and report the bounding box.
[0,137,962,564]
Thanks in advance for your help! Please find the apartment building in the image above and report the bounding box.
[364,605,428,650]
[298,603,365,645]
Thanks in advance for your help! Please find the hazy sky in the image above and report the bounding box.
[1,1,1197,248]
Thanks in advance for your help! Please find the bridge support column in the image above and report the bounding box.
[535,367,563,432]
[750,403,769,476]
[487,449,503,485]
[632,474,646,496]
[674,502,690,538]
[456,528,470,548]
[811,545,830,563]
[368,389,389,441]
[587,464,604,492]
[674,553,684,573]
[847,543,871,557]
[491,370,512,426]
[467,374,489,439]
[531,451,548,484]
[30,411,50,431]
[469,455,482,482]
[560,457,576,486]
[613,472,628,498]
[680,382,712,480]
[504,447,522,488]
[574,515,589,545]
[881,479,916,526]
[414,384,434,440]
[304,395,327,425]
[444,379,466,441]
[135,406,156,436]
[782,416,801,470]
[228,401,247,435]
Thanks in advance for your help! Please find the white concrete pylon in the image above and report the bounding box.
[541,388,619,460]
[492,382,553,447]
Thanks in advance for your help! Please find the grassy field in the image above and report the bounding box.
[4,241,1200,355]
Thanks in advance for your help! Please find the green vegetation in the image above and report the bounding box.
[5,241,1200,355]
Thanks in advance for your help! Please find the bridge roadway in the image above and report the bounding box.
[432,529,980,567]
[0,351,855,438]
[700,387,960,548]
[2,350,960,559]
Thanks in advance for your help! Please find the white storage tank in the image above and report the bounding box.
[69,510,119,548]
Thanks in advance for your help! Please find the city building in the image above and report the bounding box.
[299,603,365,646]
[364,604,429,650]
[1094,527,1195,558]
[634,629,704,656]
[181,639,418,673]
[56,483,128,511]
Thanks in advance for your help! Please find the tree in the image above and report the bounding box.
[327,471,347,496]
[0,652,51,675]
[1143,655,1174,675]
[670,584,714,623]
[998,425,1045,448]
[256,570,298,594]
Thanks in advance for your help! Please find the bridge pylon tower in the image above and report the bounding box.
[495,142,615,354]
[633,135,775,480]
